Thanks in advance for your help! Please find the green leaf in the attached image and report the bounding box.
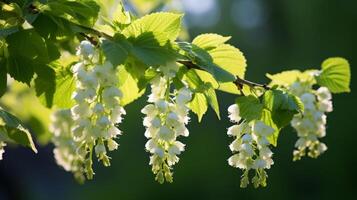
[192,34,247,79]
[118,66,146,106]
[101,34,131,67]
[266,70,316,87]
[236,95,263,121]
[52,67,76,108]
[0,53,7,96]
[260,109,279,146]
[316,57,351,93]
[262,89,304,140]
[5,29,57,84]
[0,2,23,37]
[206,44,247,79]
[189,93,208,122]
[122,12,183,41]
[128,31,178,66]
[6,29,49,63]
[39,0,100,27]
[121,12,182,66]
[192,33,231,50]
[204,86,220,119]
[34,65,56,108]
[0,109,37,153]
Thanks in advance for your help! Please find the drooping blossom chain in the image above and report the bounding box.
[227,104,275,188]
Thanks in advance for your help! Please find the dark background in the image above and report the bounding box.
[1,0,356,199]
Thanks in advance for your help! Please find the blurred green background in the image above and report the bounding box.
[0,0,356,199]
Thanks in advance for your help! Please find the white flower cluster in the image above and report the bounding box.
[50,40,125,180]
[142,76,192,184]
[227,104,275,188]
[290,81,333,161]
[0,141,6,160]
[50,109,85,183]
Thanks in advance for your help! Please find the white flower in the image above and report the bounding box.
[63,40,126,178]
[300,93,316,110]
[227,116,275,187]
[168,141,185,155]
[143,76,192,183]
[0,141,6,160]
[107,139,119,151]
[318,100,333,112]
[316,87,332,101]
[228,104,241,122]
[176,87,192,105]
[77,40,95,58]
[95,143,106,155]
[290,83,333,161]
[253,121,275,137]
[158,125,175,141]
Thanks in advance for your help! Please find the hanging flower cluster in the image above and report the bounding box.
[50,109,86,183]
[227,104,275,188]
[50,41,126,180]
[142,69,192,183]
[0,141,6,160]
[289,79,333,161]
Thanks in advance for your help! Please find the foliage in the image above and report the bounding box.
[0,0,352,188]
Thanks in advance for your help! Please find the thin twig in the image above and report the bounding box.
[177,60,270,90]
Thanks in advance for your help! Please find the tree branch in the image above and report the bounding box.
[28,3,270,91]
[177,60,270,90]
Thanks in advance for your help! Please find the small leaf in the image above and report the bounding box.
[236,95,263,121]
[0,109,37,153]
[204,86,220,119]
[260,109,279,147]
[189,93,208,122]
[316,57,351,93]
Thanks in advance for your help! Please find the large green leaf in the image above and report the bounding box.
[192,34,246,78]
[0,109,37,153]
[208,44,246,79]
[5,29,59,85]
[236,95,263,122]
[101,34,131,67]
[316,57,351,93]
[121,12,182,66]
[52,67,76,108]
[39,0,100,27]
[118,66,146,106]
[266,70,317,87]
[128,31,178,66]
[192,33,231,50]
[0,2,23,37]
[261,89,304,145]
[122,12,183,41]
[0,40,7,96]
[34,65,56,108]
